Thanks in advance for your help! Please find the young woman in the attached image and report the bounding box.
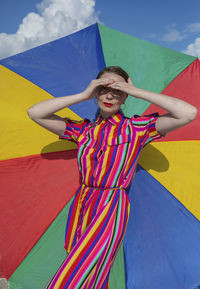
[27,66,198,289]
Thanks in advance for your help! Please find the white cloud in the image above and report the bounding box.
[182,22,200,57]
[185,23,200,33]
[0,0,100,60]
[160,29,188,43]
[159,23,200,57]
[183,37,200,58]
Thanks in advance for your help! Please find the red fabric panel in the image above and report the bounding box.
[144,58,200,141]
[0,150,79,278]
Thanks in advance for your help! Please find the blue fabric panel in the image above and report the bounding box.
[0,23,105,120]
[124,165,200,289]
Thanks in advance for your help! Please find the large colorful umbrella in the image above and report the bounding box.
[0,23,200,289]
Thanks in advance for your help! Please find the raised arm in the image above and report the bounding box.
[107,78,198,136]
[27,78,114,136]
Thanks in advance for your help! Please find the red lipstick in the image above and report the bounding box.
[103,102,113,107]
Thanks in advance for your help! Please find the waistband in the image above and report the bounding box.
[81,183,126,192]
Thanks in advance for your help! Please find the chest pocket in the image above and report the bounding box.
[107,134,131,146]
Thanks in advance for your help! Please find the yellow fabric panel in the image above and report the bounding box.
[0,65,82,161]
[139,141,200,221]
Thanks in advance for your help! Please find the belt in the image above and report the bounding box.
[81,183,126,192]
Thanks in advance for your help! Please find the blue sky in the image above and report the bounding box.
[0,0,200,59]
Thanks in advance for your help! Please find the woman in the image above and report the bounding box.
[27,66,197,289]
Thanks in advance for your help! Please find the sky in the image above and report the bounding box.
[0,0,200,60]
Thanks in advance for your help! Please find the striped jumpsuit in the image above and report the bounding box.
[45,110,165,289]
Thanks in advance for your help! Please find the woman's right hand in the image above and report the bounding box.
[81,78,115,100]
[27,78,115,137]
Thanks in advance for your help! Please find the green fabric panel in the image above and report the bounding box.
[8,196,126,289]
[109,244,126,288]
[98,23,196,117]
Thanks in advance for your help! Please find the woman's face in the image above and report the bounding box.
[96,72,128,118]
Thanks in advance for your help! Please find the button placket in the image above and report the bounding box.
[95,123,104,159]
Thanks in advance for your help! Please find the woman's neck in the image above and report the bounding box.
[100,109,119,119]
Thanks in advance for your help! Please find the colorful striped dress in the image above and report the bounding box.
[45,110,165,289]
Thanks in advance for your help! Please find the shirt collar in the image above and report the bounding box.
[95,110,125,125]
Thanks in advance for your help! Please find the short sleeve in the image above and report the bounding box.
[59,118,90,143]
[130,112,166,147]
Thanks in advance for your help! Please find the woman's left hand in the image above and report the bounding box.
[107,77,139,97]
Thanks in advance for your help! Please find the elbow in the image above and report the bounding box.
[178,107,198,125]
[188,107,198,121]
[27,107,35,120]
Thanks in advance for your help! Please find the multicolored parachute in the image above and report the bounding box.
[0,23,200,289]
